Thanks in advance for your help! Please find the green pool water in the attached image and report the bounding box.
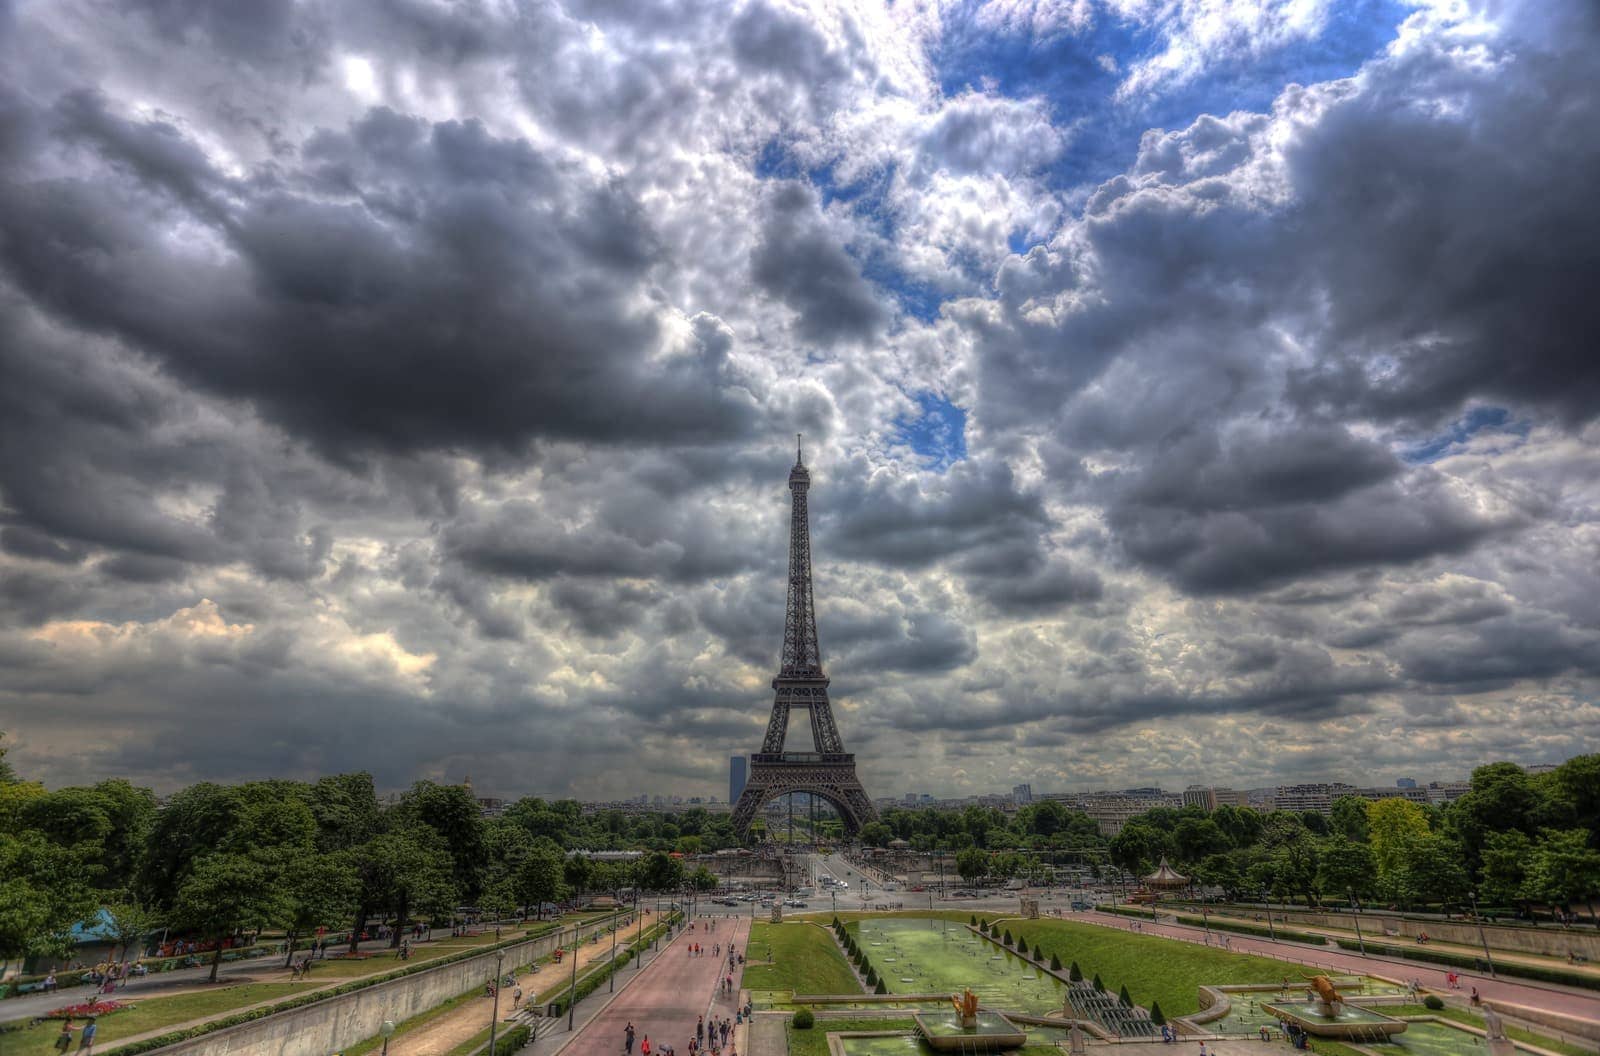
[1370,1021,1497,1056]
[855,918,1067,1015]
[837,1025,1072,1055]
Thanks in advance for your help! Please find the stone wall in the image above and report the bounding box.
[1242,909,1600,960]
[149,914,626,1056]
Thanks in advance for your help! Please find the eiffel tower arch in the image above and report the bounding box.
[732,440,877,838]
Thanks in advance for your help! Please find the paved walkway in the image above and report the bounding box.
[1063,910,1600,1024]
[556,915,751,1056]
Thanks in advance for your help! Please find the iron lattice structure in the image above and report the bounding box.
[732,443,877,838]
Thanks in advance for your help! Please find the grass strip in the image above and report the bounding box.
[1387,1004,1592,1056]
[744,922,863,996]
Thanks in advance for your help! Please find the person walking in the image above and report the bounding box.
[697,1016,705,1044]
[625,1022,636,1054]
[54,1020,74,1054]
[641,1034,652,1056]
[78,1017,98,1053]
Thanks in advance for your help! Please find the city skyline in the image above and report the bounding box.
[2,0,1598,796]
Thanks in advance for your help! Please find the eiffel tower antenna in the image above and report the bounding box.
[732,447,876,838]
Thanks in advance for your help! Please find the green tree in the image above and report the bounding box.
[1172,818,1230,863]
[1367,798,1430,894]
[1109,823,1171,874]
[516,841,567,915]
[278,854,358,966]
[1478,831,1533,908]
[350,828,457,951]
[688,866,719,893]
[1330,796,1370,843]
[955,848,988,883]
[398,782,488,904]
[1316,838,1377,904]
[636,850,683,892]
[858,822,893,848]
[169,854,283,982]
[1522,829,1600,923]
[0,831,95,964]
[103,899,161,978]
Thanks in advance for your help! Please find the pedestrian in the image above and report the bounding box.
[1198,1042,1208,1056]
[45,970,58,992]
[697,1016,704,1043]
[641,1035,652,1056]
[78,1017,97,1053]
[1470,987,1481,1007]
[625,1022,636,1054]
[55,1020,73,1054]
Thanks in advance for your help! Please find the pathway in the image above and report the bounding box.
[1062,910,1600,1024]
[560,915,751,1055]
[387,931,622,1056]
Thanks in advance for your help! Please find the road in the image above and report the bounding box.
[563,914,750,1055]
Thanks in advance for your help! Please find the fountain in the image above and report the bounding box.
[911,988,1028,1051]
[1262,976,1407,1040]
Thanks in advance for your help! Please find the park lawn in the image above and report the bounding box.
[744,922,863,997]
[2,982,307,1056]
[835,910,1296,1018]
[1387,1004,1591,1056]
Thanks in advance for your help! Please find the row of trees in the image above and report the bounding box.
[0,739,717,980]
[862,756,1599,917]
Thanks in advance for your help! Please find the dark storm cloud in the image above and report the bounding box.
[0,94,758,461]
[752,181,888,347]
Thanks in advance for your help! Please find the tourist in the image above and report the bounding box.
[1470,987,1481,1007]
[625,1022,637,1054]
[55,1020,73,1053]
[45,970,57,991]
[1198,1042,1208,1056]
[78,1017,97,1053]
[1260,1025,1272,1042]
[697,1016,704,1043]
[641,1035,652,1056]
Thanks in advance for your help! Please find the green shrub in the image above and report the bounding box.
[866,967,878,986]
[1150,1001,1165,1025]
[793,1009,815,1029]
[1002,929,1013,946]
[1423,995,1445,1010]
[875,979,888,994]
[1069,961,1082,982]
[1118,984,1132,1007]
[1050,953,1062,971]
[1017,939,1029,957]
[1092,973,1104,991]
[970,914,977,926]
[493,1024,531,1055]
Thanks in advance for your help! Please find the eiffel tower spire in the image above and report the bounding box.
[732,445,876,838]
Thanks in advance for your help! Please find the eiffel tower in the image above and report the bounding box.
[733,440,877,838]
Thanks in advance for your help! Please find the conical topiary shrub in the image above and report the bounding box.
[1049,952,1062,971]
[1092,973,1104,992]
[970,914,977,926]
[1150,1001,1166,1026]
[875,978,888,994]
[1070,961,1082,982]
[1002,929,1013,946]
[1119,984,1132,1007]
[1018,939,1030,957]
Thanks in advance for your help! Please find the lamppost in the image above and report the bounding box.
[566,926,578,1031]
[609,909,619,993]
[379,1018,395,1055]
[1468,891,1497,978]
[489,951,504,1053]
[634,889,644,971]
[1349,889,1367,957]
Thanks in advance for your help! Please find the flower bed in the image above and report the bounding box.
[45,1000,131,1019]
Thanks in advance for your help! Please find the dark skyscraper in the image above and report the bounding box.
[729,754,747,803]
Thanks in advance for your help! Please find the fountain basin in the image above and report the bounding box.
[912,1010,1027,1051]
[1262,1001,1407,1039]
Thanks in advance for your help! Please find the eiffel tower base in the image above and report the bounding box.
[732,755,877,838]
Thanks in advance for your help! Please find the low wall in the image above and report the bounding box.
[146,915,626,1056]
[1205,908,1600,961]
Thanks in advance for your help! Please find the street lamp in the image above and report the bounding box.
[379,1018,396,1055]
[1467,891,1497,978]
[489,951,504,1053]
[566,927,579,1031]
[1349,889,1367,957]
[609,909,619,993]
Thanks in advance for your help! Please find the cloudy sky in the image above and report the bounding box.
[2,0,1597,801]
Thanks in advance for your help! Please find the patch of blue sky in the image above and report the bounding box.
[1400,406,1530,464]
[862,256,945,323]
[893,392,969,470]
[929,0,1410,193]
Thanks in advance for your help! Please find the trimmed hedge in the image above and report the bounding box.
[793,1009,815,1029]
[1100,905,1327,945]
[492,1024,531,1055]
[1050,953,1062,971]
[1069,961,1082,982]
[1423,995,1445,1010]
[1330,938,1600,991]
[1150,1001,1165,1025]
[875,979,888,994]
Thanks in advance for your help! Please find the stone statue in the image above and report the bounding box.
[1483,1005,1514,1056]
[1068,1022,1088,1055]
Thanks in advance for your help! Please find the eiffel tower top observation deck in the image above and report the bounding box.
[732,439,876,836]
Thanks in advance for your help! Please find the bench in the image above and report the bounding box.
[327,951,375,960]
[14,983,48,995]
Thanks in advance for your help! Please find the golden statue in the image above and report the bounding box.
[952,988,980,1028]
[1303,974,1343,1013]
